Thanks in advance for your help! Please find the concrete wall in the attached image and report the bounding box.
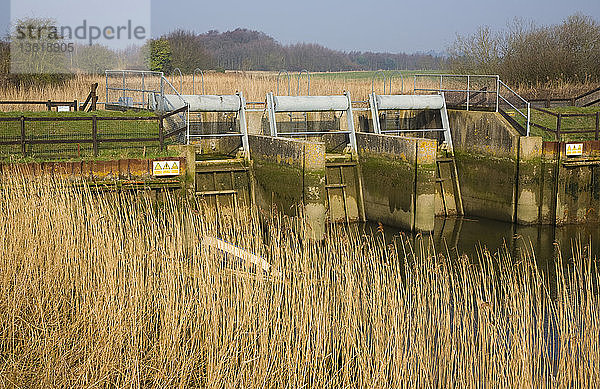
[248,134,326,239]
[550,141,600,225]
[356,133,437,232]
[448,109,600,226]
[448,110,520,222]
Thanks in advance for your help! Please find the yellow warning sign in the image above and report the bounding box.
[153,161,180,176]
[565,143,583,157]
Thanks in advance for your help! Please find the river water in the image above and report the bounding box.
[364,216,600,267]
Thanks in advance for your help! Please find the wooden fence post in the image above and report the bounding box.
[595,112,599,141]
[20,116,26,157]
[91,83,98,111]
[92,115,98,157]
[159,116,165,151]
[47,100,52,111]
[74,100,78,111]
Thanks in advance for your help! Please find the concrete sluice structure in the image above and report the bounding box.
[159,90,464,238]
[102,71,600,235]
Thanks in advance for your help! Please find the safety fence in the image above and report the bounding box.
[530,107,600,141]
[413,74,531,136]
[0,106,188,160]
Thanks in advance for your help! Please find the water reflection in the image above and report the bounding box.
[365,216,600,265]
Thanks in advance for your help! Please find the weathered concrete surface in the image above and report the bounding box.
[190,136,245,159]
[325,153,364,223]
[248,134,326,239]
[195,158,253,208]
[356,133,436,232]
[516,136,543,224]
[553,141,600,225]
[448,110,520,222]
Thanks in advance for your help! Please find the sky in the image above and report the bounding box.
[1,0,599,53]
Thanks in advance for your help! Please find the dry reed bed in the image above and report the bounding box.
[2,73,597,112]
[0,177,599,387]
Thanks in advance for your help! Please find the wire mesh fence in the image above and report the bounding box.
[0,108,187,161]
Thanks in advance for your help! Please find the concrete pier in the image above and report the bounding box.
[356,133,437,232]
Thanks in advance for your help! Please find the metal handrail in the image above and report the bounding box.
[277,70,291,96]
[297,70,310,96]
[371,70,387,95]
[412,73,531,135]
[388,71,404,94]
[193,68,205,95]
[171,68,183,94]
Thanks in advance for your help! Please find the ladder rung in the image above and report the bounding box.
[196,190,237,196]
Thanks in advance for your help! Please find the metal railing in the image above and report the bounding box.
[498,80,530,136]
[530,107,600,141]
[413,74,531,136]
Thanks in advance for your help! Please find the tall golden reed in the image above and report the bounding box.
[0,175,598,387]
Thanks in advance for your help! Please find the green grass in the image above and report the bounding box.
[0,109,157,118]
[510,106,600,141]
[0,109,177,162]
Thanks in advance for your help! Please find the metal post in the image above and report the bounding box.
[526,103,531,137]
[556,113,561,141]
[439,75,442,93]
[267,92,278,137]
[92,115,98,157]
[466,75,470,111]
[186,107,190,145]
[440,93,453,153]
[105,72,109,106]
[122,71,126,101]
[160,76,164,111]
[369,93,381,134]
[20,116,26,157]
[159,116,164,151]
[345,91,357,153]
[142,72,145,109]
[595,112,599,141]
[495,76,499,112]
[238,92,250,158]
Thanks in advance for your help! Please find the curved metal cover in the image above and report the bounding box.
[164,94,241,112]
[273,95,349,112]
[182,94,241,111]
[376,94,444,110]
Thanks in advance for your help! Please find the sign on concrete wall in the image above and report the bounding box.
[566,143,583,157]
[153,161,180,176]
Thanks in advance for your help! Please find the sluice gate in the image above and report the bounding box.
[368,92,463,218]
[98,69,600,231]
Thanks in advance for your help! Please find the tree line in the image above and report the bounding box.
[448,13,600,85]
[148,28,445,73]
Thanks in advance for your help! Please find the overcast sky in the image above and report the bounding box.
[2,0,599,53]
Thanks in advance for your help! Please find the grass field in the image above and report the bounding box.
[510,106,600,141]
[0,176,598,387]
[0,109,175,162]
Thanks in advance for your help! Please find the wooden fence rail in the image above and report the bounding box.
[0,105,188,158]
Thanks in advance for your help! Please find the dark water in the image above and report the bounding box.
[365,216,600,266]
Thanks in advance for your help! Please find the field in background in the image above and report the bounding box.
[2,71,598,111]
